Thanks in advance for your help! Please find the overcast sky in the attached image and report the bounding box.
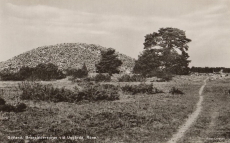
[0,0,230,67]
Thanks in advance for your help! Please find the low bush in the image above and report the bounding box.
[169,87,184,95]
[18,81,78,102]
[0,100,27,112]
[118,74,146,82]
[66,63,88,78]
[121,83,163,95]
[0,70,23,81]
[18,81,119,103]
[154,71,173,81]
[15,103,27,112]
[87,73,111,82]
[0,104,15,112]
[80,84,119,101]
[0,97,6,105]
[0,63,66,81]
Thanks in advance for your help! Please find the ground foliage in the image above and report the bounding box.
[0,97,26,112]
[87,73,111,82]
[118,74,146,82]
[18,81,119,103]
[0,75,203,143]
[121,83,163,95]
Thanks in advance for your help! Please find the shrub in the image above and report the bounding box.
[0,104,15,112]
[121,83,162,95]
[15,103,27,112]
[18,81,119,103]
[18,81,77,102]
[95,74,111,82]
[169,87,184,95]
[154,71,173,81]
[66,63,88,78]
[0,97,6,105]
[32,63,65,81]
[87,73,111,82]
[0,63,66,81]
[118,74,146,82]
[0,102,27,112]
[81,84,119,101]
[0,70,22,81]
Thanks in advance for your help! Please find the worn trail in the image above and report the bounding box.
[167,77,209,143]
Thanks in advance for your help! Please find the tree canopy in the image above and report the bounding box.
[96,48,122,75]
[134,27,191,76]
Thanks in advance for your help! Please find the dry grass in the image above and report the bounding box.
[0,75,206,143]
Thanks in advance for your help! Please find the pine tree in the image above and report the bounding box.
[96,48,122,75]
[134,27,191,76]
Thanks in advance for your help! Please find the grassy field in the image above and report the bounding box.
[178,77,230,143]
[0,76,205,143]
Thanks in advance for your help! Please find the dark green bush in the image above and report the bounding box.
[118,74,146,82]
[121,83,163,95]
[18,81,119,103]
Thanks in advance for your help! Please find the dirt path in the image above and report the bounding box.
[167,77,209,143]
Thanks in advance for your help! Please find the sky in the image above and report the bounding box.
[0,0,230,67]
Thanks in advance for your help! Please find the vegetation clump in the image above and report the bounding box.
[87,73,111,82]
[0,104,15,112]
[0,63,65,81]
[80,84,119,101]
[154,71,173,81]
[121,83,163,95]
[66,63,88,78]
[18,81,119,103]
[118,74,146,82]
[15,103,27,112]
[0,97,6,105]
[0,97,27,112]
[169,87,184,95]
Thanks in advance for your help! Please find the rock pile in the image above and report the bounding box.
[0,43,135,73]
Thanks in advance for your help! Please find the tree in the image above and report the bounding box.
[134,27,191,76]
[33,63,65,80]
[65,63,88,78]
[96,48,122,75]
[81,63,88,77]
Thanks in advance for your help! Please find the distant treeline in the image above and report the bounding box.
[190,67,230,73]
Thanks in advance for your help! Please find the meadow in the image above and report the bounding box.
[178,77,230,143]
[0,75,206,143]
